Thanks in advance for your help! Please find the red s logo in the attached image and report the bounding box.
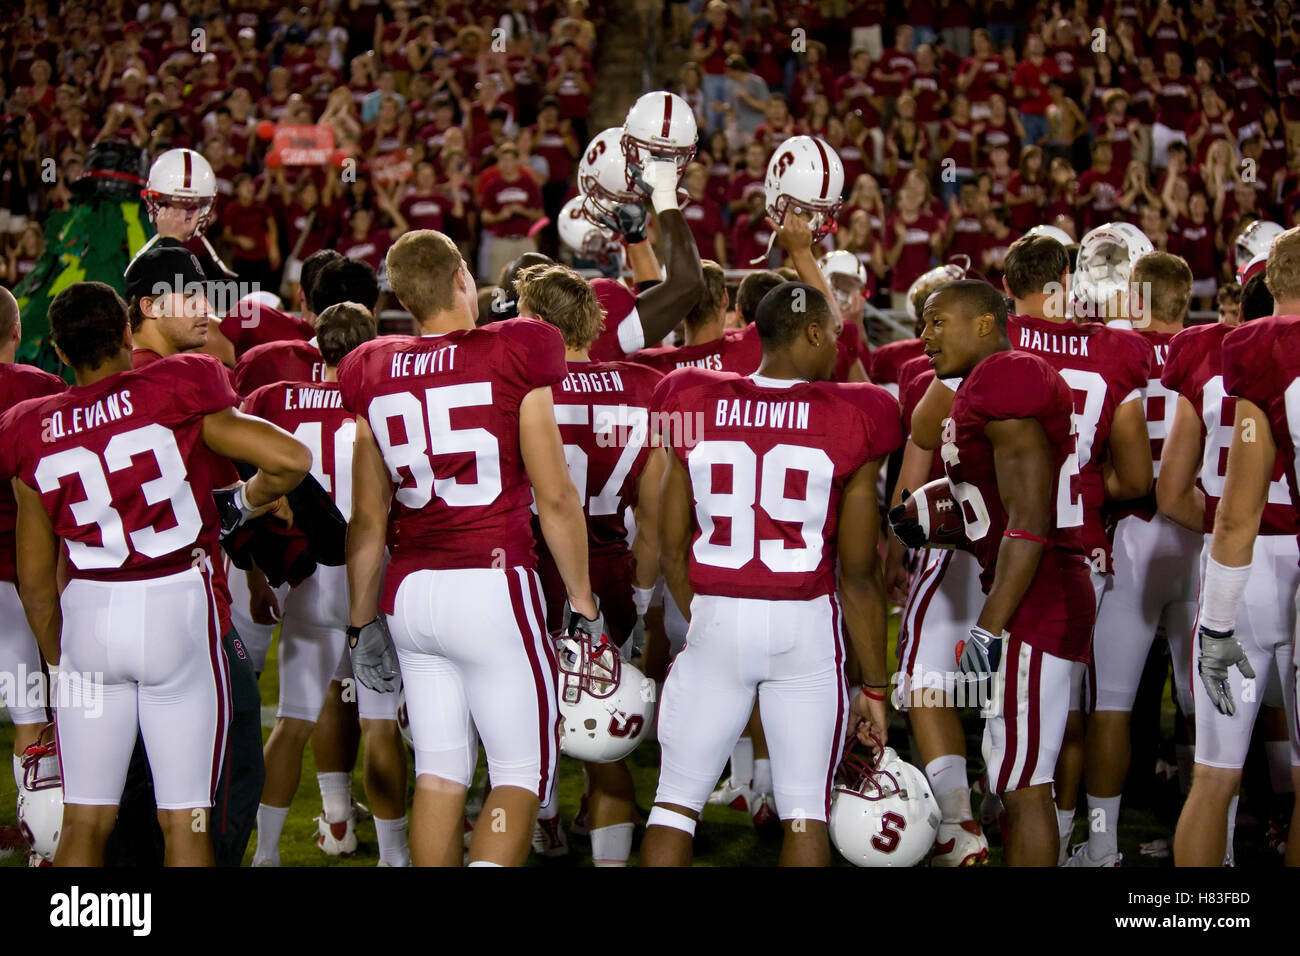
[870,811,907,853]
[608,714,644,738]
[775,151,796,176]
[586,138,607,166]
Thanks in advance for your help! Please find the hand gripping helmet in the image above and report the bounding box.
[1234,219,1284,270]
[17,724,64,863]
[905,259,970,325]
[764,135,845,243]
[141,147,218,236]
[621,90,698,189]
[556,634,655,763]
[560,195,622,268]
[578,128,642,223]
[829,744,940,867]
[1072,221,1154,320]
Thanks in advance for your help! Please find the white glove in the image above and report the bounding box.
[641,158,680,213]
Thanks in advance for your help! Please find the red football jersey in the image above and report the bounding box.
[868,337,926,396]
[943,349,1095,661]
[898,354,944,483]
[630,325,762,376]
[1109,328,1179,522]
[589,278,647,362]
[1214,318,1300,552]
[220,300,314,359]
[654,369,903,601]
[1010,314,1150,565]
[234,338,326,397]
[0,363,67,581]
[337,318,567,613]
[0,354,237,583]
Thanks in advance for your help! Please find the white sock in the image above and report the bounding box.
[590,822,635,866]
[1175,744,1194,794]
[253,804,290,866]
[467,860,503,867]
[1085,794,1121,860]
[1224,795,1238,866]
[752,758,773,796]
[1266,741,1294,794]
[317,772,352,824]
[1057,807,1075,843]
[730,737,754,788]
[12,754,22,792]
[374,815,410,866]
[925,754,972,823]
[536,798,559,822]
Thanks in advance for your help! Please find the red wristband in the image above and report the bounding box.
[861,688,886,702]
[1004,528,1049,544]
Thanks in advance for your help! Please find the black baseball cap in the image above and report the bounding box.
[124,244,208,302]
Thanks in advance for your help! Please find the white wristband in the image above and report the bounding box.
[633,586,655,617]
[1199,556,1251,633]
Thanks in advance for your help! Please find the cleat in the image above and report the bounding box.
[707,778,753,814]
[532,815,569,857]
[1064,841,1122,867]
[314,808,358,856]
[749,792,781,833]
[930,820,990,866]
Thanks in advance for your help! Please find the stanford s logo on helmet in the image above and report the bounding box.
[621,90,698,189]
[141,147,218,237]
[764,135,845,244]
[828,743,940,867]
[578,127,642,225]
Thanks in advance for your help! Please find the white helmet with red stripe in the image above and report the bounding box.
[621,90,697,188]
[559,195,622,267]
[764,135,845,243]
[557,634,655,763]
[578,127,642,223]
[141,147,218,236]
[1234,219,1284,270]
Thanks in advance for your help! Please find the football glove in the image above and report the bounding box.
[958,626,1005,685]
[594,202,649,244]
[1197,625,1255,717]
[887,489,928,549]
[212,483,259,541]
[629,158,680,212]
[566,597,607,646]
[348,617,398,694]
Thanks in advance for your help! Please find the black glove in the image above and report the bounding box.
[887,489,927,549]
[212,484,258,542]
[594,202,649,244]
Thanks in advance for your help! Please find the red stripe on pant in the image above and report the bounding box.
[1015,645,1044,792]
[900,549,951,681]
[523,570,560,802]
[823,594,847,820]
[200,564,231,807]
[996,638,1022,794]
[507,568,552,802]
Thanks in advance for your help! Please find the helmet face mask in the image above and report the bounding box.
[1072,221,1154,321]
[555,635,656,763]
[1235,220,1283,268]
[561,195,622,268]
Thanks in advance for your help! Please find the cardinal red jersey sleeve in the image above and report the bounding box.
[964,351,1072,438]
[1160,324,1204,400]
[827,382,905,464]
[1222,317,1281,406]
[168,353,241,415]
[498,317,568,393]
[337,338,385,414]
[590,278,644,360]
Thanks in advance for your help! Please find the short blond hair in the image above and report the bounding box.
[1131,252,1193,325]
[685,260,726,329]
[385,229,464,321]
[515,263,604,349]
[1266,226,1300,302]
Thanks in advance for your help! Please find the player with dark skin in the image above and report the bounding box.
[643,287,892,868]
[921,284,1063,867]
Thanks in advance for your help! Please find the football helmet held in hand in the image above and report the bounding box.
[559,195,625,266]
[578,128,643,223]
[621,91,698,188]
[829,744,940,867]
[17,724,63,863]
[1234,219,1284,271]
[556,631,655,763]
[764,135,845,243]
[141,147,218,237]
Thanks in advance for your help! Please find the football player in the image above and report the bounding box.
[0,289,64,797]
[341,229,602,867]
[244,302,411,867]
[641,282,902,867]
[0,281,310,866]
[1163,227,1300,866]
[629,261,762,374]
[221,249,344,362]
[999,235,1152,858]
[912,279,1096,866]
[515,263,665,866]
[1075,252,1201,866]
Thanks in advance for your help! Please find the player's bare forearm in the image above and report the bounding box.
[786,245,843,325]
[1104,398,1153,500]
[631,446,667,589]
[910,377,955,451]
[346,417,392,626]
[659,451,695,620]
[14,480,62,664]
[893,438,936,508]
[519,387,596,617]
[837,461,888,686]
[201,408,312,504]
[626,238,661,285]
[1209,398,1274,568]
[635,209,704,346]
[979,418,1053,634]
[1156,396,1208,532]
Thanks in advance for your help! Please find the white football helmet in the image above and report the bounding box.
[1234,219,1284,269]
[17,724,64,863]
[578,127,642,223]
[141,147,218,235]
[560,195,622,267]
[1024,223,1077,249]
[829,745,940,867]
[820,250,869,314]
[1073,221,1153,321]
[557,634,655,763]
[764,135,845,243]
[906,260,969,324]
[621,91,698,189]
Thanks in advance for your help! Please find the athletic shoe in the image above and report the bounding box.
[707,778,753,814]
[750,792,780,834]
[314,809,358,856]
[930,820,990,866]
[1064,841,1122,867]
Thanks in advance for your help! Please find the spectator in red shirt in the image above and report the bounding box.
[1005,145,1047,232]
[752,95,799,152]
[525,97,580,245]
[227,27,268,97]
[979,211,1019,286]
[1013,34,1060,148]
[943,180,988,265]
[399,162,448,234]
[976,92,1024,167]
[956,28,1009,121]
[938,92,979,203]
[337,188,408,273]
[884,175,943,310]
[222,173,281,291]
[683,162,728,266]
[546,40,595,145]
[872,25,916,101]
[909,44,948,145]
[272,172,338,296]
[836,48,885,127]
[1152,50,1197,170]
[1074,139,1125,232]
[730,190,776,267]
[884,92,929,193]
[1171,190,1220,310]
[478,140,544,281]
[725,141,768,216]
[790,42,836,120]
[693,0,740,135]
[1094,89,1139,172]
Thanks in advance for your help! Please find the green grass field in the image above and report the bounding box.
[0,612,1288,867]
